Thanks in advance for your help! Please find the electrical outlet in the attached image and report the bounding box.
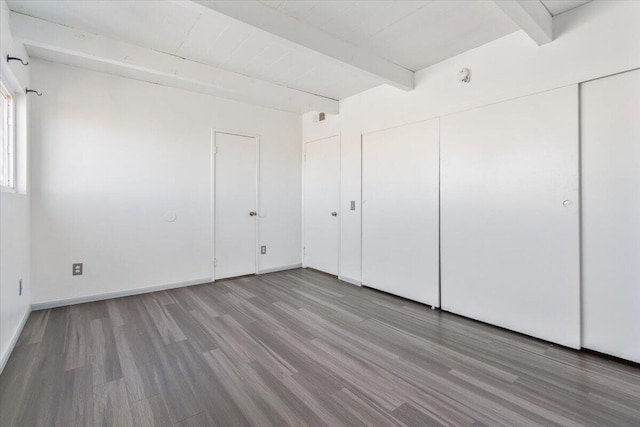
[19,279,22,296]
[73,263,83,276]
[261,245,267,255]
[350,201,356,211]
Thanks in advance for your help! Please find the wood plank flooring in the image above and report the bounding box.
[1,268,639,426]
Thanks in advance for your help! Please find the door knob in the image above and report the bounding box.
[331,212,338,217]
[249,211,257,216]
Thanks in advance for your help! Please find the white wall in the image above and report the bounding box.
[303,0,640,285]
[29,59,302,306]
[0,0,31,371]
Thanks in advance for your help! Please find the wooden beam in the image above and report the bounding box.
[493,0,553,45]
[182,0,415,91]
[10,13,339,114]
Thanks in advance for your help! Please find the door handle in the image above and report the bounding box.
[249,211,257,216]
[331,212,338,217]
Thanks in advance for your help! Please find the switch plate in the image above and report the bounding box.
[261,246,267,255]
[350,201,356,211]
[73,263,83,276]
[19,279,22,296]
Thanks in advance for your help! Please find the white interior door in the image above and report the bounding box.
[304,135,340,275]
[214,131,258,280]
[440,85,581,349]
[362,119,440,306]
[581,69,640,363]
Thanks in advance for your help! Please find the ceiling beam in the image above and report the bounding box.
[181,0,415,91]
[493,0,553,45]
[10,12,338,114]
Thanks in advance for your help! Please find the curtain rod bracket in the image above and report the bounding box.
[6,55,29,66]
[26,89,42,96]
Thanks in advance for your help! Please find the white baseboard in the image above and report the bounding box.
[338,275,362,287]
[0,307,32,375]
[30,277,213,311]
[257,263,302,275]
[31,264,305,311]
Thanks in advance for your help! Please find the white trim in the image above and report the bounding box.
[257,263,303,275]
[338,275,362,287]
[337,132,342,278]
[493,0,552,46]
[0,77,16,190]
[30,277,211,311]
[11,13,338,114]
[210,129,215,281]
[303,133,340,145]
[212,129,260,281]
[301,133,306,267]
[0,307,32,375]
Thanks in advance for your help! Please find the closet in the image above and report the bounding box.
[362,119,440,306]
[581,69,640,363]
[440,86,581,348]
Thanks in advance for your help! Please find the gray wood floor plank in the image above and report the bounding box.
[89,317,123,386]
[130,395,174,427]
[94,378,135,427]
[55,364,94,427]
[1,268,639,426]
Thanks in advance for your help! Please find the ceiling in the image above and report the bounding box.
[7,0,594,113]
[7,0,383,101]
[540,0,592,16]
[263,0,520,71]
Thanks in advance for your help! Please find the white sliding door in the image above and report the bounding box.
[441,86,580,348]
[214,131,258,280]
[362,119,440,306]
[582,70,640,363]
[304,135,340,275]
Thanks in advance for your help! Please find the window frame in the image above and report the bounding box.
[0,77,16,191]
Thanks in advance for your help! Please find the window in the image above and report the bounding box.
[0,79,15,189]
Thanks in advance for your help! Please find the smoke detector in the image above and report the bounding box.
[458,68,471,83]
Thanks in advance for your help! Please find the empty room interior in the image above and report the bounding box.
[1,0,639,425]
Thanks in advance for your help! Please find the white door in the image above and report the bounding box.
[440,85,580,349]
[304,135,340,275]
[214,131,258,280]
[582,69,640,363]
[362,119,440,306]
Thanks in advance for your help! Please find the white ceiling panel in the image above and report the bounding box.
[7,0,200,53]
[365,0,519,70]
[273,1,428,47]
[267,0,520,71]
[177,14,256,66]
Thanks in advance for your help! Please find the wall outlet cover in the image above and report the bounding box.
[73,263,83,276]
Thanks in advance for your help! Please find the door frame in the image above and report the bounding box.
[211,128,260,281]
[302,133,341,275]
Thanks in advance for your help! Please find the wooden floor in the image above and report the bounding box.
[1,269,639,426]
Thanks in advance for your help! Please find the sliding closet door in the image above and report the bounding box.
[362,119,440,306]
[582,69,640,363]
[441,86,580,348]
